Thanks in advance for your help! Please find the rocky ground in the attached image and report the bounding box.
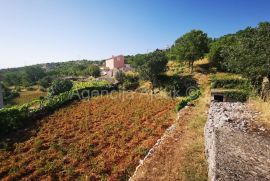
[205,102,270,181]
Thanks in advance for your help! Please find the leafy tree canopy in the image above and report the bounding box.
[134,49,168,88]
[174,30,210,72]
[48,79,73,96]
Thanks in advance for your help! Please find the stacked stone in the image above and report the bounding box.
[261,77,270,102]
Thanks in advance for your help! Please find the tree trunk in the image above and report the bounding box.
[191,60,194,73]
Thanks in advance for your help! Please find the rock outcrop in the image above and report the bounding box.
[205,102,270,181]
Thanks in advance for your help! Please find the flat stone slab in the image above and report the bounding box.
[205,102,270,181]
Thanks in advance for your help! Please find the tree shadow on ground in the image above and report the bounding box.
[158,74,198,97]
[195,62,215,75]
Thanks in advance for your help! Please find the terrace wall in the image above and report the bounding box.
[205,102,270,180]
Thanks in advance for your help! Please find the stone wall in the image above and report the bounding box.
[205,102,270,180]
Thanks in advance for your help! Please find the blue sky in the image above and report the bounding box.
[0,0,270,69]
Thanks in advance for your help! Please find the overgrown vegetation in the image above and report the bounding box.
[208,22,270,89]
[129,50,168,90]
[158,74,198,97]
[48,79,73,96]
[176,89,201,112]
[0,60,102,89]
[115,71,139,90]
[224,90,249,102]
[211,75,250,90]
[0,81,114,136]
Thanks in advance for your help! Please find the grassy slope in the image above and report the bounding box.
[131,59,210,181]
[7,89,47,106]
[248,97,270,128]
[175,59,210,180]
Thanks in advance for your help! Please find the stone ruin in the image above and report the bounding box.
[261,77,270,102]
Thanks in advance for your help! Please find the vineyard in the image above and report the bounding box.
[0,92,177,180]
[0,81,113,135]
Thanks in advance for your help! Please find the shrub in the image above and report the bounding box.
[211,75,251,90]
[224,90,249,102]
[0,105,29,134]
[115,70,125,83]
[158,75,198,97]
[3,88,20,101]
[122,74,139,90]
[48,79,73,96]
[39,76,53,88]
[175,90,201,112]
[86,65,101,78]
[117,73,139,90]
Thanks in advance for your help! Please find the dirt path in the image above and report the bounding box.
[130,73,210,181]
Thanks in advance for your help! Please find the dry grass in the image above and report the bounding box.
[180,72,210,181]
[213,72,243,80]
[131,60,210,181]
[166,60,184,75]
[8,90,47,105]
[0,92,176,180]
[178,58,210,180]
[248,96,270,128]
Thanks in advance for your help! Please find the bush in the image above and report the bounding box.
[3,90,20,101]
[117,72,139,90]
[115,71,125,83]
[158,75,198,97]
[0,105,29,134]
[122,74,139,90]
[224,90,249,102]
[86,65,101,78]
[48,80,73,96]
[211,75,251,90]
[39,76,53,88]
[175,90,201,112]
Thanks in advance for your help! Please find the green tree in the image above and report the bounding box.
[38,76,53,88]
[22,66,46,86]
[86,65,101,77]
[4,72,21,86]
[48,79,73,96]
[115,70,125,83]
[222,22,270,87]
[135,50,168,90]
[174,30,209,72]
[208,34,236,71]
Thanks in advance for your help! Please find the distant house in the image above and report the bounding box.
[106,55,125,70]
[104,55,133,76]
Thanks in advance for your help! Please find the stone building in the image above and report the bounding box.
[104,55,133,77]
